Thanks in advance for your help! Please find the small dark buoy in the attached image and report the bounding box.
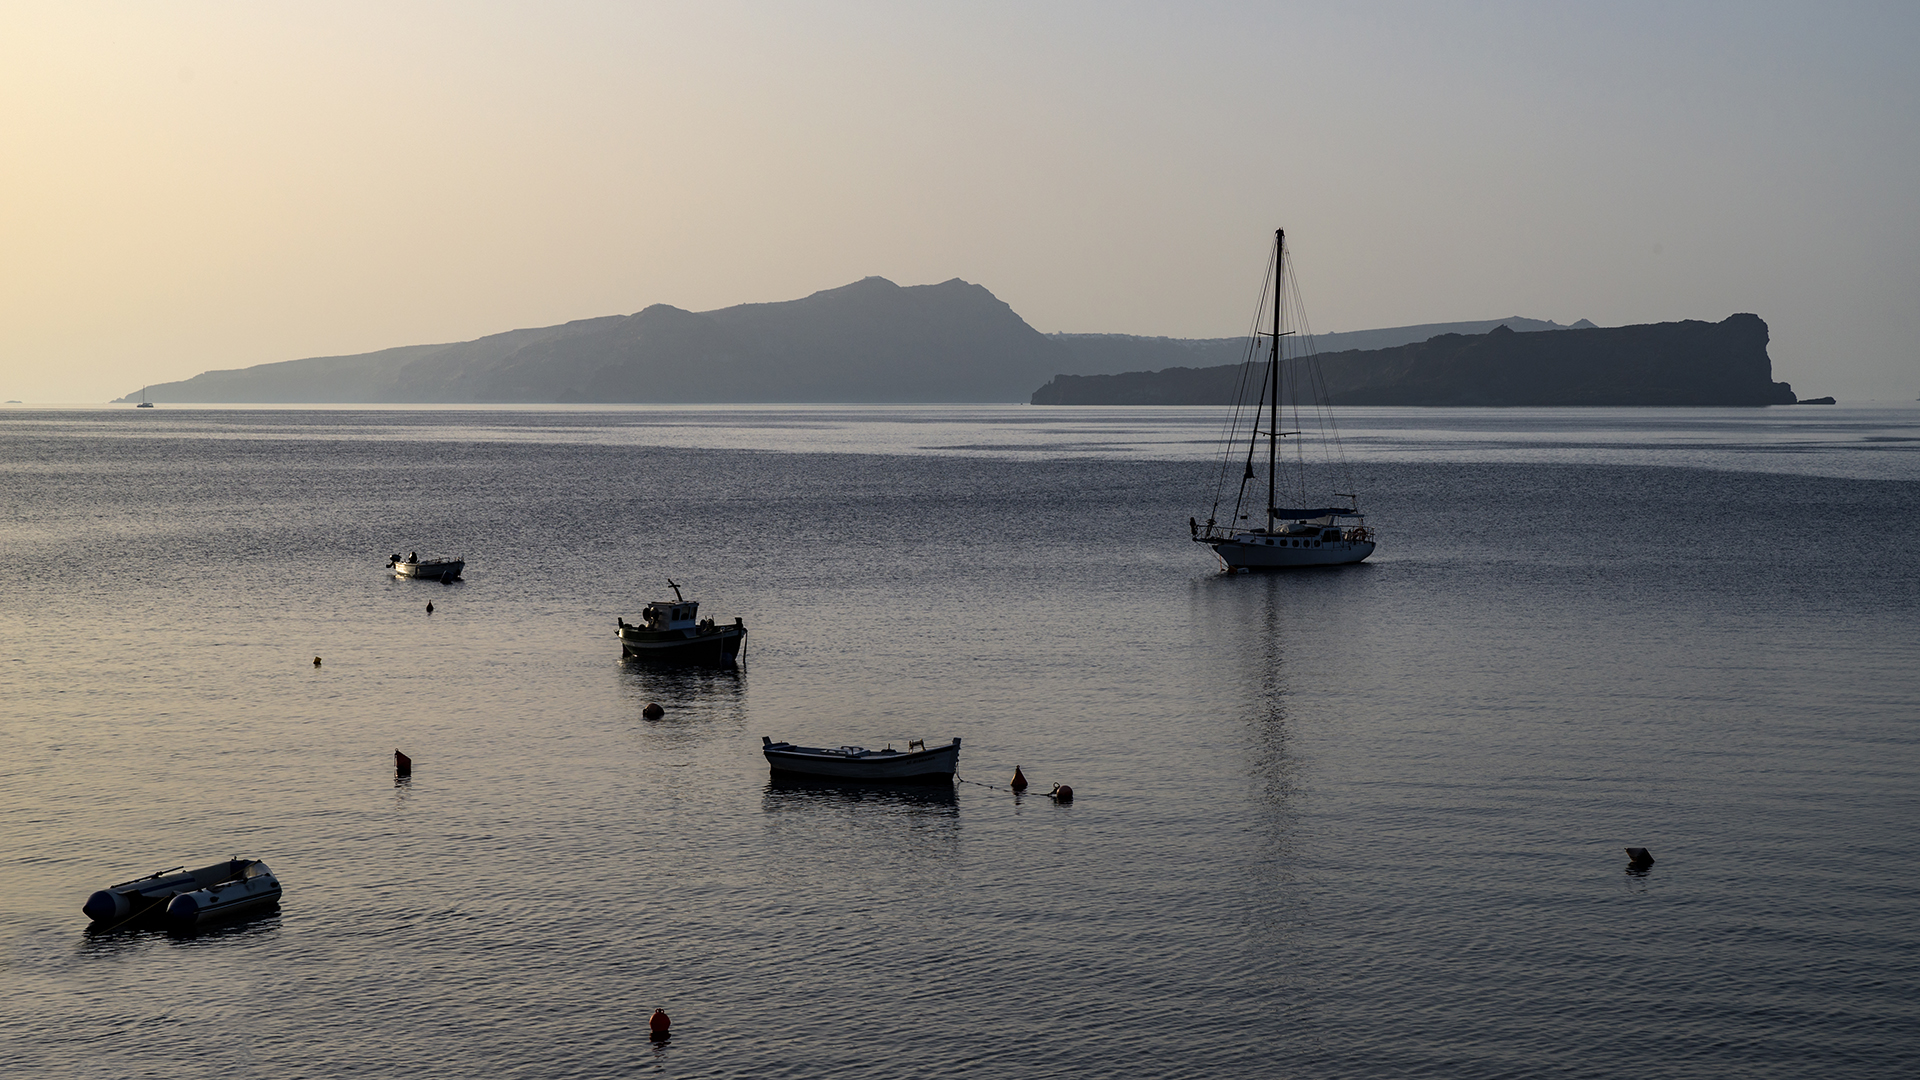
[1626,847,1654,868]
[1010,766,1028,791]
[1049,783,1073,803]
[313,656,322,667]
[395,749,412,776]
[649,1008,671,1035]
[642,702,665,720]
[426,601,434,614]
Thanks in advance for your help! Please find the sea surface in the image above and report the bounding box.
[2,403,1917,1079]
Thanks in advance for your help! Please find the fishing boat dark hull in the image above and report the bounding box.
[762,737,960,783]
[618,622,746,664]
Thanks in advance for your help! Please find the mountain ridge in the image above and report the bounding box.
[114,278,1783,406]
[123,277,1069,404]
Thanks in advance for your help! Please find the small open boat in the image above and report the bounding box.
[83,858,282,928]
[618,580,746,665]
[762,736,960,783]
[390,551,465,581]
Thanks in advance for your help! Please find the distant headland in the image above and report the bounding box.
[1033,314,1797,407]
[115,278,1797,406]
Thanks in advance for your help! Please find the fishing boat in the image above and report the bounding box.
[617,580,746,665]
[82,858,282,928]
[762,736,960,783]
[390,552,465,581]
[1192,228,1376,570]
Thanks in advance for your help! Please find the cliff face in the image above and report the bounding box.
[1031,314,1796,407]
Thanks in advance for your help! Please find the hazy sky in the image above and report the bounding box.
[3,1,1915,402]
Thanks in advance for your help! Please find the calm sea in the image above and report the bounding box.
[2,404,1916,1079]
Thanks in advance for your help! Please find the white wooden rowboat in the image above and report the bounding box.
[762,737,960,783]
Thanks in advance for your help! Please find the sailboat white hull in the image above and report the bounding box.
[1206,535,1374,569]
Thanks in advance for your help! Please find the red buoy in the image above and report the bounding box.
[1049,783,1073,803]
[649,1008,671,1034]
[1010,767,1028,791]
[395,749,412,775]
[642,702,665,720]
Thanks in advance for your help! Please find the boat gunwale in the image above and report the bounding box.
[762,739,959,762]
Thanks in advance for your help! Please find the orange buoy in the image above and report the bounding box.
[649,1008,671,1035]
[1010,766,1028,791]
[1049,783,1073,803]
[642,702,665,720]
[395,749,412,776]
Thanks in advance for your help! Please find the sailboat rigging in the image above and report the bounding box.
[1191,228,1375,570]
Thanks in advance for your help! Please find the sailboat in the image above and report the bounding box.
[136,386,154,407]
[1191,228,1375,570]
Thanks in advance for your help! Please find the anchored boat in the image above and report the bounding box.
[1191,228,1377,570]
[389,551,465,581]
[82,858,282,928]
[617,580,746,665]
[762,736,960,784]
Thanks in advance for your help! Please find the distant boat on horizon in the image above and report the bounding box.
[389,551,464,581]
[136,386,154,407]
[1191,228,1376,570]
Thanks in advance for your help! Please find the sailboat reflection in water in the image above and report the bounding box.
[1192,228,1377,570]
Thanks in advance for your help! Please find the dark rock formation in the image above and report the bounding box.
[1031,314,1796,407]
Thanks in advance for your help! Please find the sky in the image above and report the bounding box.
[2,0,1915,402]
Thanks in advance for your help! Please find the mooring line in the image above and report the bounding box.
[956,774,1073,800]
[957,775,1016,792]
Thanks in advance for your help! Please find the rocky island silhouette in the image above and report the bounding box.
[118,279,1797,406]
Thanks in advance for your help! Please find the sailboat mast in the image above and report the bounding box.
[1268,229,1282,526]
